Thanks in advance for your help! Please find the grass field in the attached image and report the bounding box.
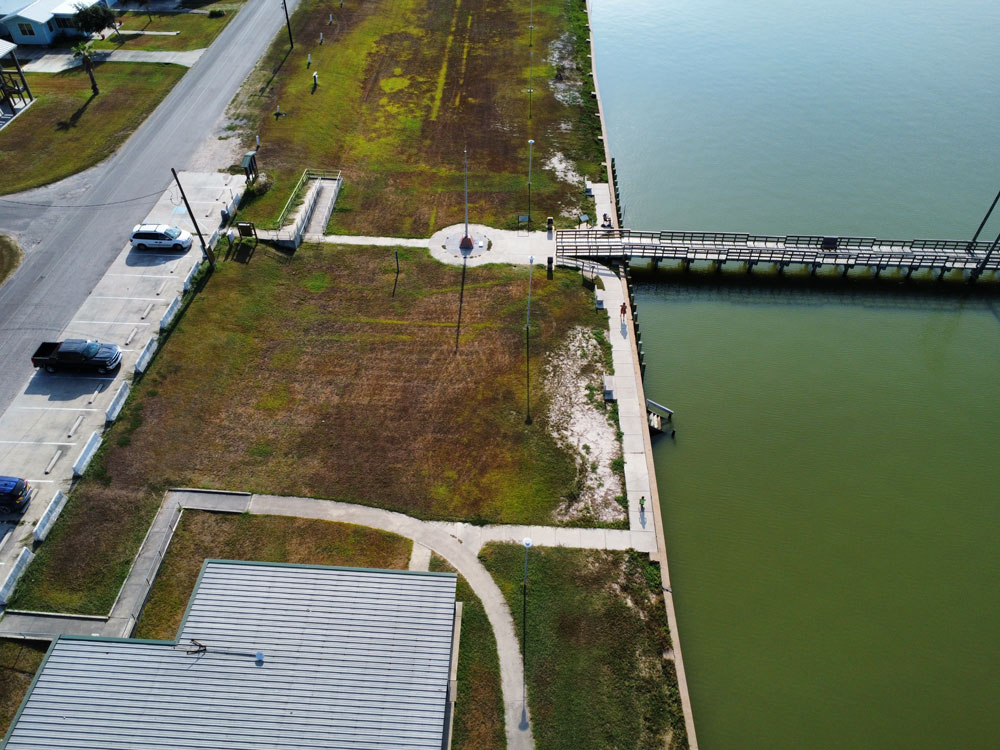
[10,243,603,614]
[0,235,22,287]
[481,544,689,750]
[233,0,603,234]
[0,63,186,195]
[0,640,48,738]
[134,511,412,639]
[92,11,235,52]
[430,555,505,750]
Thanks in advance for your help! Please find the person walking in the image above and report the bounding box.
[620,301,627,324]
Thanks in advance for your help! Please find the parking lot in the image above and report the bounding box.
[0,172,241,588]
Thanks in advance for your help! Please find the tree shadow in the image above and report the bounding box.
[55,92,97,131]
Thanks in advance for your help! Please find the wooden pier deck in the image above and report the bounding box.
[556,229,1000,279]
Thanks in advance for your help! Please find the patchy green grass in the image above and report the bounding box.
[10,244,603,614]
[92,11,235,52]
[134,511,412,639]
[0,640,48,738]
[232,0,604,234]
[480,544,688,750]
[0,63,186,195]
[430,555,504,750]
[0,235,23,287]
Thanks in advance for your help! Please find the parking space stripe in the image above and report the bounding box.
[106,274,178,278]
[14,407,100,411]
[0,440,78,446]
[91,296,165,302]
[72,320,152,326]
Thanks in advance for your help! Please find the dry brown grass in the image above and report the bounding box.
[0,640,48,738]
[12,244,602,614]
[134,511,412,640]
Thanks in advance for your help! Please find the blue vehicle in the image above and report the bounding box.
[0,476,31,515]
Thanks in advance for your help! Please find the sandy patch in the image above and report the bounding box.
[544,151,583,186]
[547,32,584,107]
[186,109,248,173]
[544,326,624,523]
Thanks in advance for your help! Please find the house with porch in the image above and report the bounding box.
[0,39,32,128]
[0,0,108,46]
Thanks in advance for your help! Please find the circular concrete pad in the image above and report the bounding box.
[441,228,491,258]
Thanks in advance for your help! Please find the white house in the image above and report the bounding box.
[0,0,107,46]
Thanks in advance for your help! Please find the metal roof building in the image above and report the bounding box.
[2,560,459,749]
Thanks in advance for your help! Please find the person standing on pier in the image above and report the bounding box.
[620,301,627,324]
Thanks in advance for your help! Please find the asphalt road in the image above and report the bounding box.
[0,0,296,414]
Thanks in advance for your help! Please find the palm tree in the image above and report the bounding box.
[71,41,99,96]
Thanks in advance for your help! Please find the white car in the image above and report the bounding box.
[130,224,194,252]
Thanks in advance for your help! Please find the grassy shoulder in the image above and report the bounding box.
[0,640,48,738]
[0,235,23,287]
[10,243,602,613]
[92,11,235,52]
[0,63,186,195]
[480,544,688,750]
[430,554,504,750]
[233,0,603,234]
[134,511,412,639]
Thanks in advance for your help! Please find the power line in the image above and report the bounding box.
[0,189,166,209]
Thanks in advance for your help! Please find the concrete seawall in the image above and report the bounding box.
[583,2,700,746]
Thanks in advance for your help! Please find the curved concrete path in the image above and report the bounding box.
[248,494,534,750]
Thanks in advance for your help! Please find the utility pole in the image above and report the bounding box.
[172,168,214,268]
[281,0,294,49]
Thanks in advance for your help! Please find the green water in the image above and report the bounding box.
[589,1,1000,747]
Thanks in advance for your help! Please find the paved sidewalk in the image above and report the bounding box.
[23,48,204,73]
[248,493,534,750]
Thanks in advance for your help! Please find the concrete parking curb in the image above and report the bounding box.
[71,431,102,478]
[33,491,67,543]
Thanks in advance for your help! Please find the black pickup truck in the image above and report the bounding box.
[32,339,123,374]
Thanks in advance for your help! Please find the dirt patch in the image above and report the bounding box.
[543,326,623,523]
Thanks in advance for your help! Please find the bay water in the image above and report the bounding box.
[589,1,1000,747]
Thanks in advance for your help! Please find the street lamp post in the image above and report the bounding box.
[528,49,533,120]
[529,0,534,47]
[521,536,532,701]
[460,147,473,250]
[525,255,534,425]
[527,139,534,223]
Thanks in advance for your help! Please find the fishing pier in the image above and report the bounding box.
[556,229,1000,281]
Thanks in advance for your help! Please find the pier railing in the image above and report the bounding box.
[556,229,1000,276]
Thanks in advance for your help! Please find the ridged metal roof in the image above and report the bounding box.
[3,561,457,749]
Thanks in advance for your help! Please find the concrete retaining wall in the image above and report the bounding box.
[33,491,68,543]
